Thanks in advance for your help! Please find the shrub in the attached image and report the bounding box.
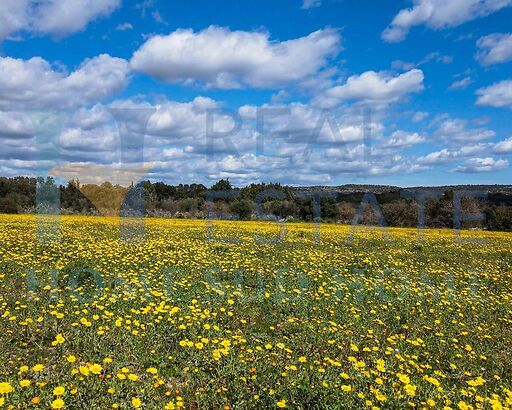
[0,196,18,214]
[229,199,253,220]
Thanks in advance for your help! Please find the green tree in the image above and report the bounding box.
[230,199,253,220]
[211,178,232,191]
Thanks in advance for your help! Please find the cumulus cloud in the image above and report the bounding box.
[417,143,491,165]
[434,117,496,142]
[476,33,512,65]
[0,97,389,183]
[0,111,34,139]
[147,96,221,140]
[383,130,425,148]
[0,0,29,40]
[0,54,130,109]
[493,136,512,153]
[476,80,512,107]
[130,26,341,89]
[50,163,150,186]
[32,0,120,37]
[238,102,386,148]
[315,69,424,107]
[0,93,505,184]
[454,157,509,173]
[43,96,243,166]
[417,148,454,165]
[310,148,428,178]
[0,0,120,40]
[382,0,512,42]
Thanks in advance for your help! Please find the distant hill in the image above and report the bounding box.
[293,184,512,194]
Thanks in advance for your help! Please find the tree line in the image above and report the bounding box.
[0,176,511,231]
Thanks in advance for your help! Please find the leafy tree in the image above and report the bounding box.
[0,175,512,231]
[229,199,253,220]
[262,200,298,219]
[485,206,512,231]
[0,196,18,214]
[211,178,232,191]
[382,200,417,227]
[321,198,339,220]
[240,182,288,200]
[178,197,201,213]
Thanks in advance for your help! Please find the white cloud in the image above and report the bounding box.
[434,117,495,142]
[50,163,150,186]
[383,130,425,148]
[412,111,429,122]
[0,54,130,109]
[419,51,454,65]
[476,33,512,65]
[0,97,387,183]
[0,0,121,40]
[493,136,512,153]
[238,102,384,147]
[0,111,33,139]
[0,0,29,40]
[449,76,473,90]
[302,0,322,9]
[130,26,341,89]
[146,97,227,143]
[454,157,509,173]
[0,93,505,184]
[382,0,512,42]
[310,148,428,177]
[392,60,417,71]
[472,116,490,126]
[457,143,494,156]
[316,69,424,107]
[33,0,120,37]
[69,105,113,130]
[60,127,118,152]
[476,80,512,107]
[151,10,167,25]
[417,148,453,165]
[116,22,133,31]
[51,96,247,164]
[392,52,452,72]
[417,143,491,164]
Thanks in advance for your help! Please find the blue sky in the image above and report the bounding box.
[0,0,512,187]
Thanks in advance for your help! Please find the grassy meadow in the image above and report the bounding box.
[0,214,511,409]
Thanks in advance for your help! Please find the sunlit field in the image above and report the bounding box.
[0,214,511,409]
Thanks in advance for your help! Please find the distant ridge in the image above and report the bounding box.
[292,184,512,194]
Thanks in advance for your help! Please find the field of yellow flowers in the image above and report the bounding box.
[0,214,511,409]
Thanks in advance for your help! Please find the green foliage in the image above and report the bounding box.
[485,206,512,231]
[0,196,18,214]
[211,178,232,191]
[0,176,512,231]
[240,182,289,200]
[229,199,253,220]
